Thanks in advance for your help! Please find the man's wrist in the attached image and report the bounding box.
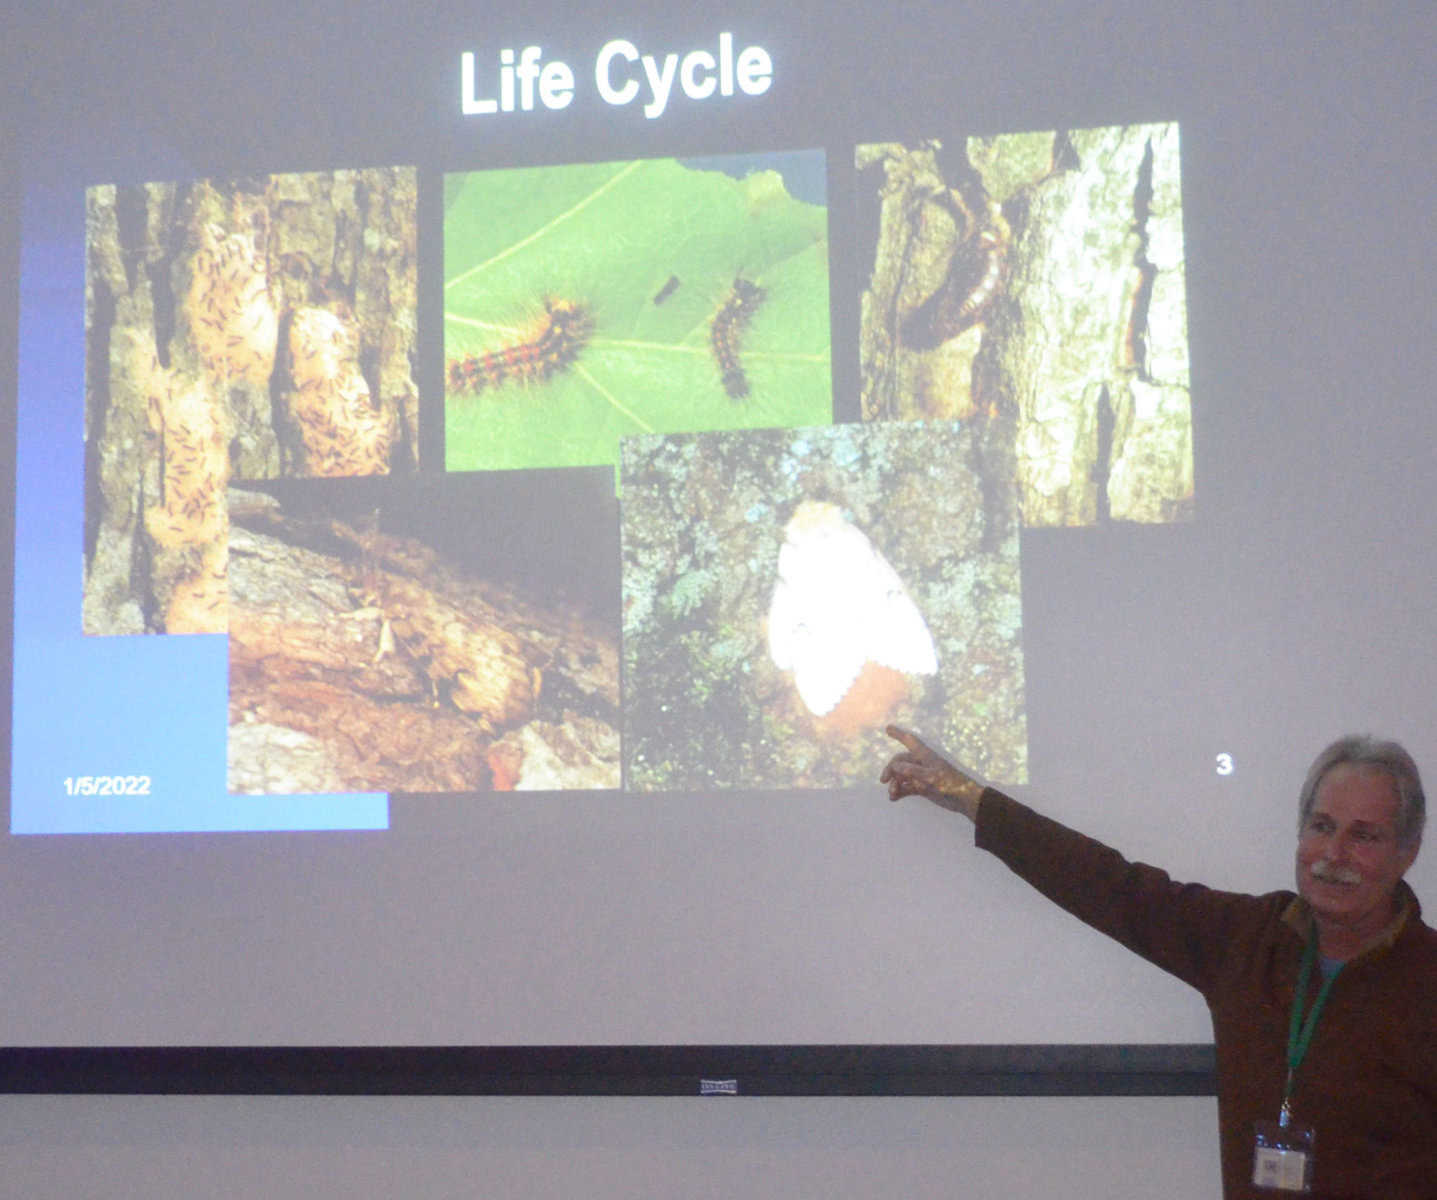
[940,775,985,821]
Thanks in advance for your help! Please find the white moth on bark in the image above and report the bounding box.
[767,500,937,716]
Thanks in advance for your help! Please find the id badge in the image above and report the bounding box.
[1252,1118,1315,1192]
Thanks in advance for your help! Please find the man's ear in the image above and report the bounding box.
[1397,838,1421,877]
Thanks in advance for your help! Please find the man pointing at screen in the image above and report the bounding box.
[880,727,1437,1198]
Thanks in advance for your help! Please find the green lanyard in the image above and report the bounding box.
[1281,932,1342,1127]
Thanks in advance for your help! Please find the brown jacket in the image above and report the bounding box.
[975,789,1437,1198]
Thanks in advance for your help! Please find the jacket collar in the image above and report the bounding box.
[1280,880,1419,961]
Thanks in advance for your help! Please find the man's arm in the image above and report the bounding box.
[878,723,1261,994]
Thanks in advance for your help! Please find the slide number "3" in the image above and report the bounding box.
[1215,753,1235,777]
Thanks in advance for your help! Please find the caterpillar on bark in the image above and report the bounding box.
[901,205,1010,350]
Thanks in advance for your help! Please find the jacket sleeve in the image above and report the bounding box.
[973,788,1265,995]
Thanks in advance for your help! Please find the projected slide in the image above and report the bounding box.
[10,124,1184,831]
[9,119,1184,837]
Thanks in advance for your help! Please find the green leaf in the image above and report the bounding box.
[443,155,832,474]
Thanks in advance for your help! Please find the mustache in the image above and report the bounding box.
[1309,860,1362,885]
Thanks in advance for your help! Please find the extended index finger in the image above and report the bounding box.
[885,724,925,753]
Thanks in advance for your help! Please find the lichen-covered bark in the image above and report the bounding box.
[83,169,419,635]
[859,125,1192,527]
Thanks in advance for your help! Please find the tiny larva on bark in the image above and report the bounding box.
[286,306,391,477]
[186,222,279,387]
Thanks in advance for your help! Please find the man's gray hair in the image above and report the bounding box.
[1299,735,1426,849]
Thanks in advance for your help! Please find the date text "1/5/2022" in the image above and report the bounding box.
[461,34,773,120]
[64,775,153,796]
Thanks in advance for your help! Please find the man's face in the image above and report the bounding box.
[1296,763,1418,947]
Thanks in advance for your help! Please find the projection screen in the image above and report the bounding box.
[2,1,1433,1093]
